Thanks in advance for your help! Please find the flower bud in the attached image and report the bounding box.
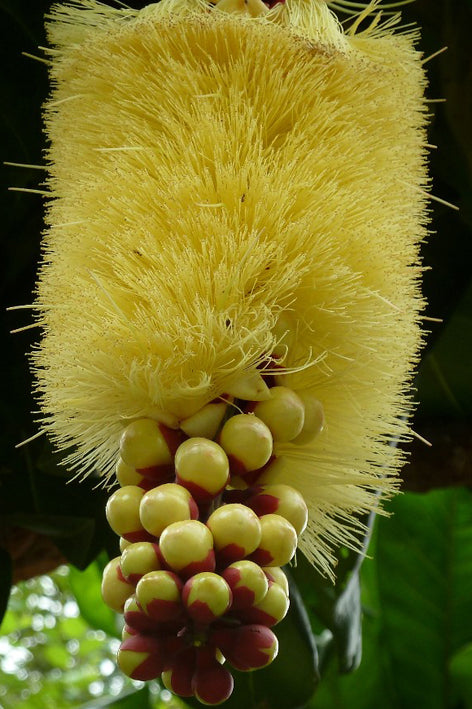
[161,646,197,698]
[192,658,234,705]
[211,624,278,671]
[206,504,261,563]
[252,386,305,442]
[106,486,151,542]
[182,572,232,624]
[136,570,183,622]
[219,414,273,475]
[292,391,325,445]
[159,520,215,577]
[117,634,167,681]
[239,581,289,626]
[180,402,227,439]
[249,514,297,567]
[119,418,174,469]
[101,556,134,613]
[139,483,198,537]
[247,483,308,535]
[120,541,163,585]
[123,595,162,634]
[263,566,289,596]
[222,560,269,610]
[174,438,229,503]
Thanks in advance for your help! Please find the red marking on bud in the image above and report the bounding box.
[158,423,187,456]
[227,454,247,478]
[123,529,155,544]
[176,476,225,504]
[164,646,197,697]
[185,598,218,624]
[116,565,128,584]
[145,597,183,622]
[237,606,277,627]
[136,463,174,483]
[193,662,234,704]
[247,493,279,517]
[222,568,257,609]
[124,606,163,634]
[179,548,216,579]
[211,624,278,671]
[119,635,167,680]
[249,548,274,566]
[189,497,199,520]
[216,542,247,565]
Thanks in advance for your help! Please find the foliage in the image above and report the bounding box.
[1,0,472,708]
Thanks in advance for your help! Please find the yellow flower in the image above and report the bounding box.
[33,0,429,575]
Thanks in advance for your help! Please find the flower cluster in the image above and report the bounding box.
[101,373,317,703]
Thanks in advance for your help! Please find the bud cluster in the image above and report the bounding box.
[102,380,323,704]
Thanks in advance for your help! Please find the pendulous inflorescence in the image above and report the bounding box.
[28,0,431,700]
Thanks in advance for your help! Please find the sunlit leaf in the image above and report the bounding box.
[69,556,120,639]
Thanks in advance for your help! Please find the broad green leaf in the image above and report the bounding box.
[449,643,472,709]
[311,487,472,709]
[291,510,375,675]
[81,686,152,708]
[69,555,120,639]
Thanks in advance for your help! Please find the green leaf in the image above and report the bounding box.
[291,511,375,675]
[69,555,121,639]
[373,487,472,708]
[0,547,12,628]
[449,643,472,709]
[311,487,472,709]
[81,686,152,708]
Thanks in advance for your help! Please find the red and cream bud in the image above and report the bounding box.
[219,414,273,475]
[136,570,183,622]
[222,560,269,610]
[263,566,289,596]
[212,624,278,671]
[119,537,132,553]
[206,504,261,564]
[292,391,325,445]
[161,646,197,698]
[180,402,227,440]
[240,581,289,627]
[122,624,137,641]
[116,457,151,489]
[101,556,134,612]
[159,520,215,577]
[174,438,230,503]
[123,595,162,634]
[117,634,167,681]
[252,386,305,442]
[139,483,198,538]
[182,572,232,624]
[106,486,151,542]
[192,659,234,705]
[119,418,174,469]
[249,514,297,567]
[247,484,308,536]
[120,541,162,585]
